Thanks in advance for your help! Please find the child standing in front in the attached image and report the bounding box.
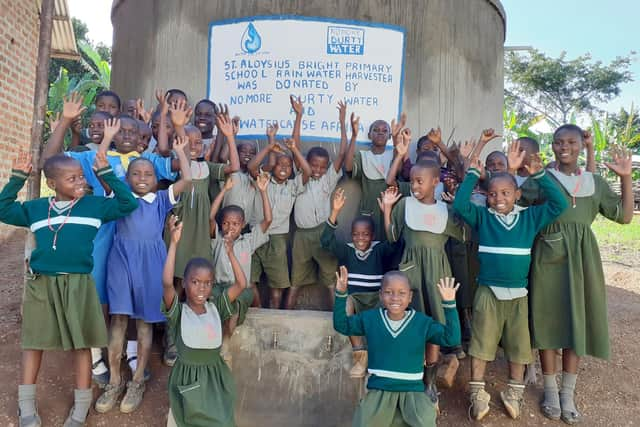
[94,137,192,414]
[163,216,247,427]
[321,188,398,377]
[453,154,568,420]
[334,268,461,427]
[380,156,463,408]
[0,152,137,427]
[527,124,634,424]
[285,101,349,309]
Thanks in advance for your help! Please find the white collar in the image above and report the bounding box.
[487,205,527,230]
[347,241,380,261]
[132,192,157,203]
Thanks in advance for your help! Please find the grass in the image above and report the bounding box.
[592,213,640,264]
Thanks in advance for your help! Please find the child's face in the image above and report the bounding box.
[151,114,175,142]
[184,267,214,309]
[96,95,120,116]
[114,118,139,153]
[127,161,157,196]
[486,153,508,174]
[272,155,293,183]
[308,155,329,180]
[417,139,438,154]
[186,129,204,159]
[379,277,412,318]
[487,176,521,214]
[221,211,245,241]
[137,126,152,153]
[194,103,215,135]
[238,143,257,169]
[368,120,390,147]
[88,114,106,145]
[410,166,439,202]
[351,221,373,252]
[552,130,582,168]
[124,99,138,117]
[47,164,87,201]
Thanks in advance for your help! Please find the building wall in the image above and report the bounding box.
[0,0,39,240]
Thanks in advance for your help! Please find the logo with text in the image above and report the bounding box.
[241,23,262,54]
[327,26,365,55]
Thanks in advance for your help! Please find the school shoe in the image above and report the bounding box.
[62,407,84,427]
[94,382,125,413]
[163,341,178,367]
[91,358,110,387]
[18,410,41,427]
[120,380,146,413]
[349,350,368,378]
[469,381,491,420]
[500,381,525,419]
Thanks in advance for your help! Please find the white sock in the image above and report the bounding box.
[91,348,108,375]
[127,340,138,372]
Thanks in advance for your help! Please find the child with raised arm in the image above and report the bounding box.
[94,137,192,414]
[286,101,349,309]
[247,113,311,308]
[523,124,633,424]
[0,152,137,427]
[163,216,247,427]
[321,188,398,377]
[334,268,461,427]
[453,153,568,420]
[380,158,464,408]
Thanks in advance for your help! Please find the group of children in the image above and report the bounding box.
[0,87,633,427]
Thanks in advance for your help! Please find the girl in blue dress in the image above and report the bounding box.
[94,137,192,414]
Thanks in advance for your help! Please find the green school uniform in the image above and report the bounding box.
[162,293,236,427]
[527,170,625,360]
[389,197,462,322]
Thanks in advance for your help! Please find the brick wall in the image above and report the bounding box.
[0,1,38,240]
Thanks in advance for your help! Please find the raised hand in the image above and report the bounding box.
[332,187,346,213]
[173,135,189,156]
[169,99,193,128]
[256,171,270,192]
[583,130,593,151]
[427,127,442,146]
[350,112,360,137]
[395,128,411,157]
[168,215,183,244]
[337,100,347,123]
[605,145,632,177]
[290,95,304,115]
[136,98,151,123]
[49,112,62,133]
[12,152,32,175]
[391,112,407,139]
[335,265,348,293]
[102,118,121,145]
[479,128,501,145]
[232,116,240,136]
[507,140,526,172]
[215,112,234,137]
[441,192,455,203]
[62,92,86,121]
[459,138,477,159]
[155,89,170,115]
[524,153,544,175]
[93,150,109,171]
[267,139,285,154]
[223,176,234,192]
[266,122,279,139]
[436,277,460,301]
[284,137,297,152]
[469,155,485,178]
[378,186,402,212]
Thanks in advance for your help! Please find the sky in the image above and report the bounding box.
[67,0,638,114]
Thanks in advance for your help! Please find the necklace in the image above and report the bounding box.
[555,165,582,208]
[47,197,78,250]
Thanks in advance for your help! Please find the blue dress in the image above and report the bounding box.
[106,189,176,323]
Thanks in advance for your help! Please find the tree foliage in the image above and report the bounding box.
[505,49,634,127]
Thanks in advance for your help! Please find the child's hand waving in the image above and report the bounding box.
[102,118,121,145]
[459,138,477,160]
[337,100,347,123]
[479,128,501,145]
[256,172,270,193]
[12,152,32,175]
[266,123,279,139]
[93,150,109,171]
[396,128,411,157]
[436,277,460,301]
[284,137,298,152]
[169,99,193,128]
[605,145,632,177]
[377,186,402,212]
[290,95,304,115]
[173,135,189,156]
[524,153,543,176]
[427,127,442,146]
[507,140,526,172]
[136,98,151,123]
[332,188,346,212]
[62,92,86,121]
[583,130,593,151]
[169,215,183,244]
[215,112,234,138]
[335,265,348,293]
[350,113,360,138]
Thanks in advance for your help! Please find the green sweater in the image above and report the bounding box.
[0,167,138,275]
[333,291,460,392]
[453,168,568,287]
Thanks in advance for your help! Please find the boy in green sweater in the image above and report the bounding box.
[334,268,460,427]
[0,152,138,427]
[453,154,568,420]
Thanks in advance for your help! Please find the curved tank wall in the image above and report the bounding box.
[110,0,505,308]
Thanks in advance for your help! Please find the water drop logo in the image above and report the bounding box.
[241,23,262,54]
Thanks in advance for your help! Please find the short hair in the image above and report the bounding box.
[488,171,518,189]
[96,90,122,109]
[183,257,214,280]
[91,110,113,121]
[184,124,201,136]
[137,119,151,131]
[237,141,257,151]
[118,113,137,125]
[516,136,539,152]
[486,150,507,162]
[553,124,583,141]
[43,155,81,179]
[127,157,154,173]
[351,215,375,233]
[380,270,411,290]
[218,205,246,226]
[416,135,432,151]
[416,150,440,165]
[306,146,330,162]
[368,119,390,134]
[195,99,216,110]
[166,89,188,101]
[411,158,440,177]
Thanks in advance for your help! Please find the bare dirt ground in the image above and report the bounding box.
[0,229,638,426]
